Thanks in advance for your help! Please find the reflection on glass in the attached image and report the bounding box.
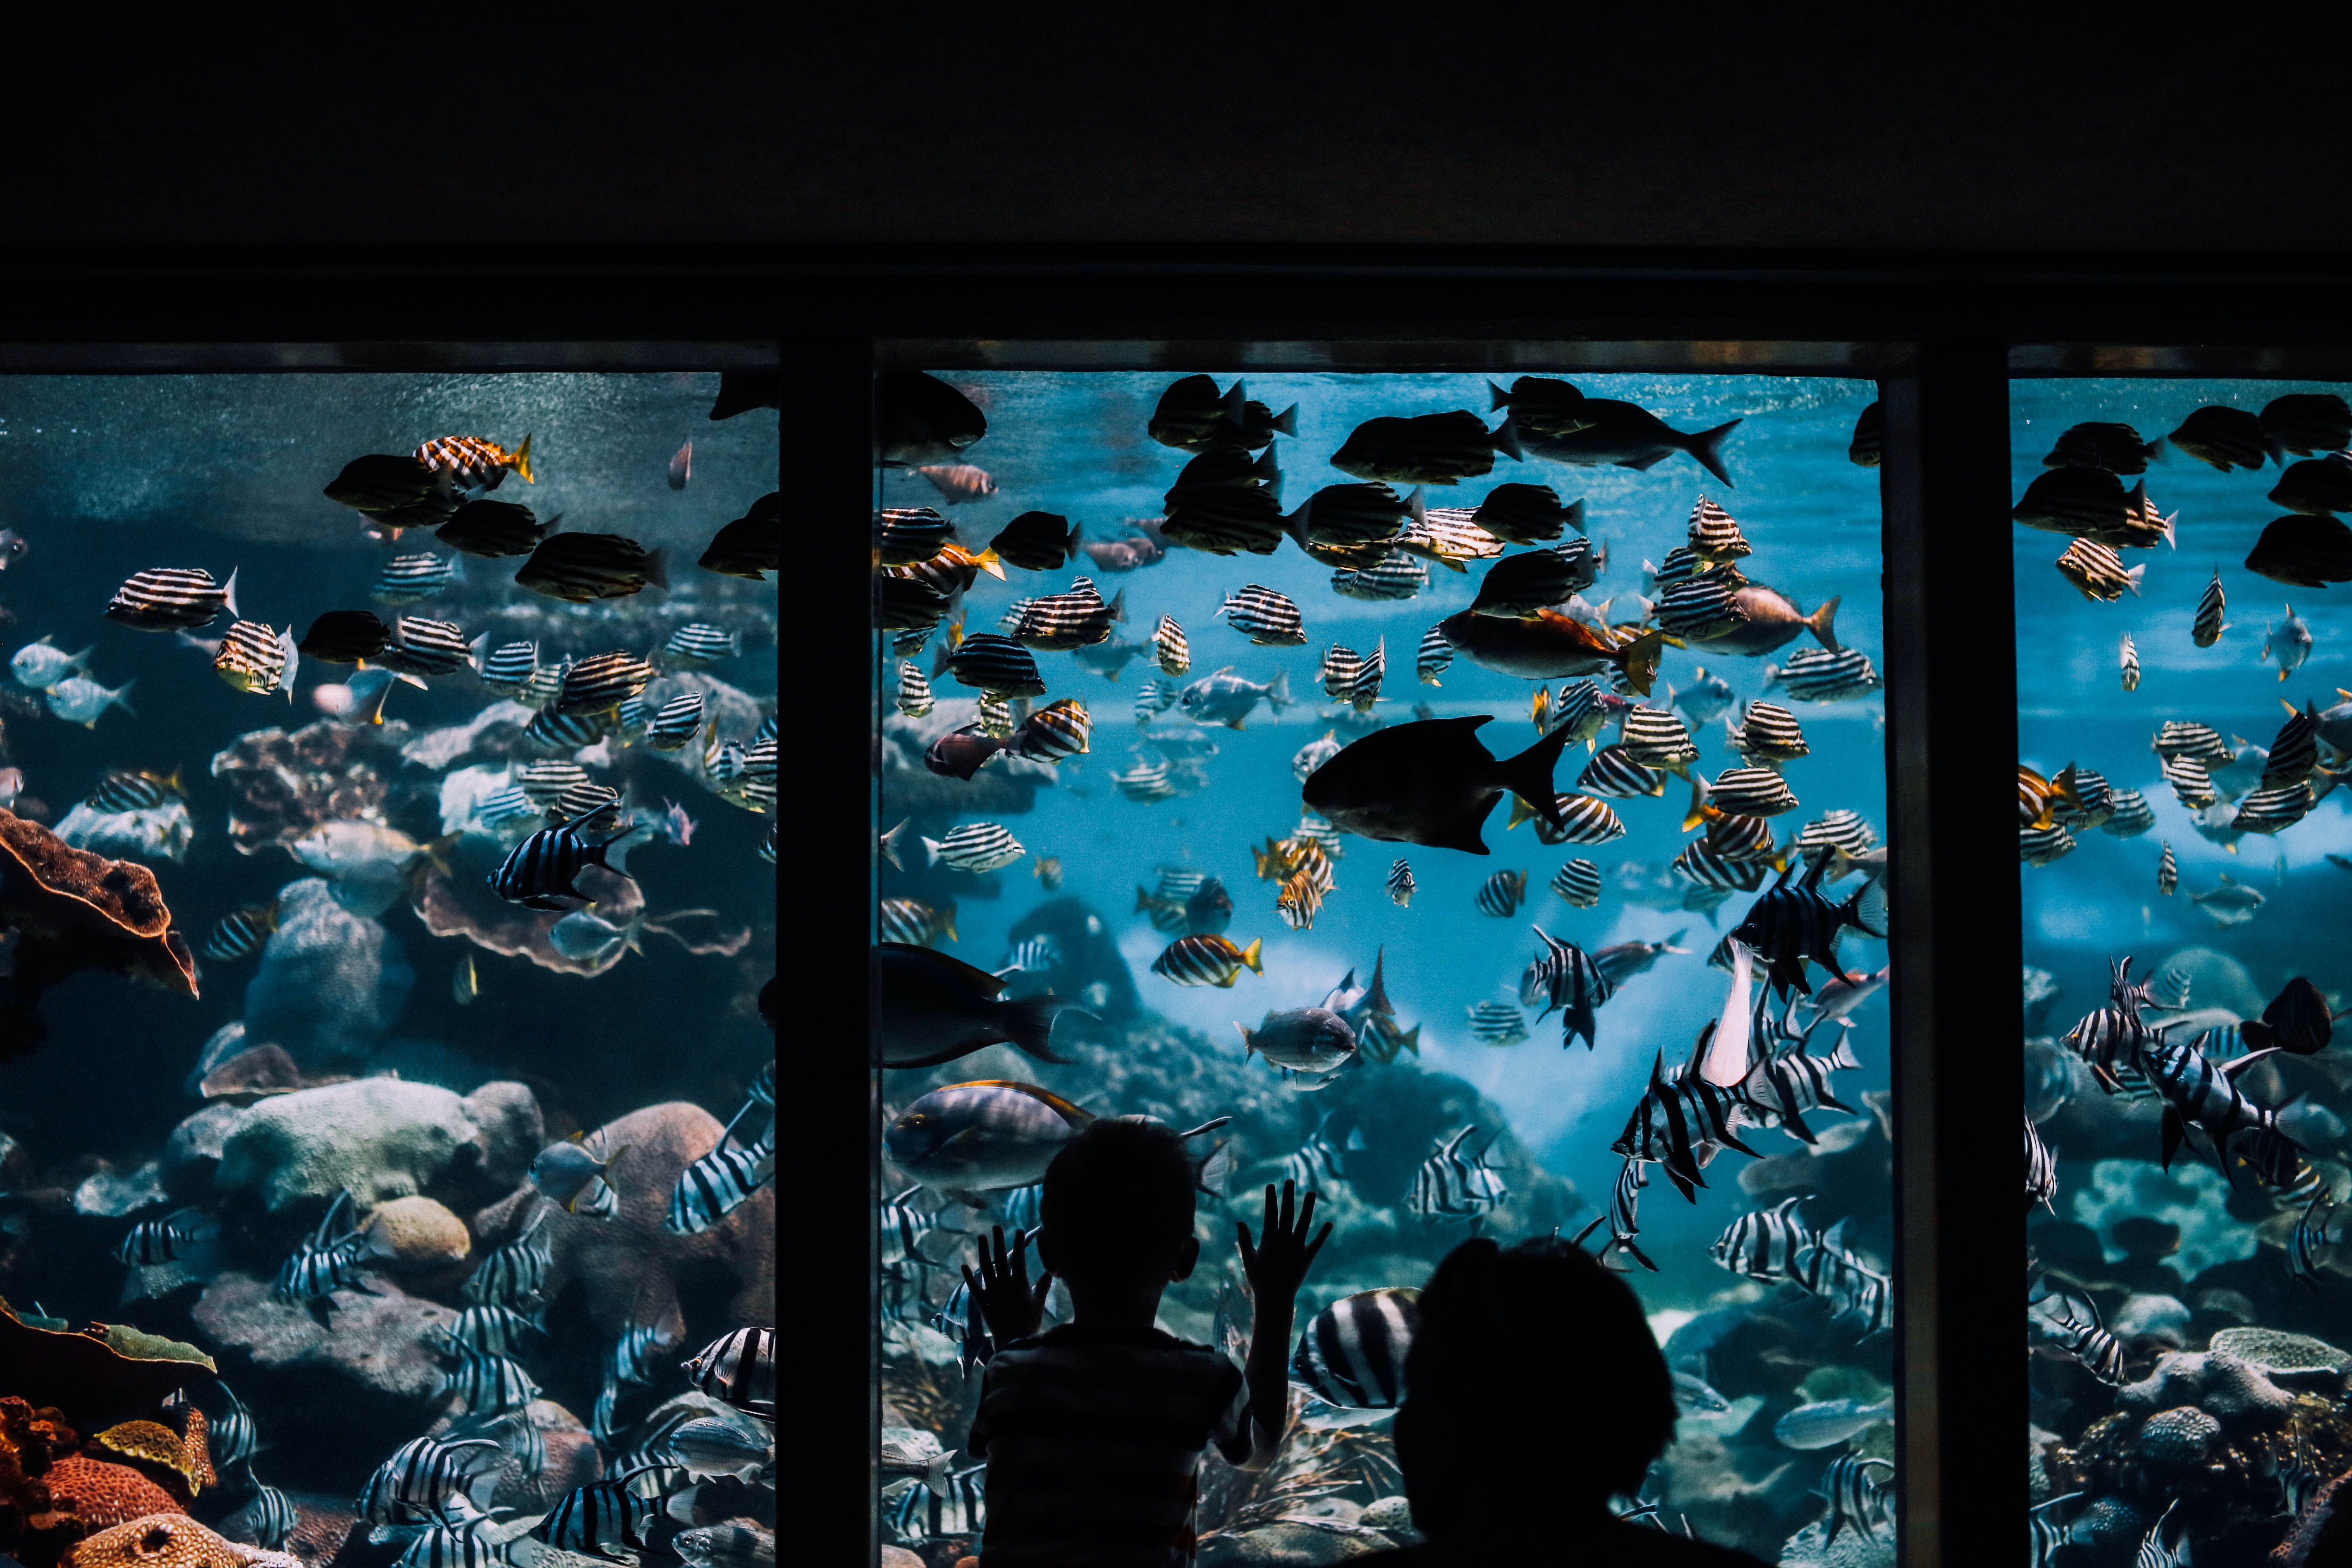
[876,368,1895,1563]
[2015,380,2352,1567]
[0,374,777,1568]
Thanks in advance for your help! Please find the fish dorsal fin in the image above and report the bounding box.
[961,1080,1095,1125]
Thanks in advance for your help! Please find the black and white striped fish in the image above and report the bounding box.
[229,1478,299,1553]
[683,1326,776,1420]
[1550,858,1602,908]
[552,780,623,825]
[515,760,590,811]
[1685,496,1751,564]
[1618,708,1700,773]
[2161,753,2217,810]
[1151,614,1190,677]
[664,623,738,666]
[1508,791,1626,848]
[2025,1114,2058,1213]
[1409,1126,1510,1222]
[1657,566,1749,643]
[395,1514,505,1568]
[1704,810,1780,865]
[2261,702,2322,788]
[375,616,475,677]
[1162,483,1288,556]
[2290,1192,2337,1289]
[446,1303,543,1357]
[944,633,1047,696]
[1793,1221,1891,1336]
[462,1210,552,1307]
[1292,730,1342,784]
[1764,646,1881,703]
[922,821,1025,873]
[372,552,461,605]
[527,708,605,751]
[358,1435,503,1525]
[2120,631,2141,692]
[1387,857,1415,906]
[1709,1195,1811,1282]
[1673,838,1770,892]
[1727,701,1808,766]
[1701,766,1799,818]
[210,1382,260,1470]
[1520,927,1613,1049]
[2056,537,2144,601]
[1742,1028,1864,1143]
[1475,869,1528,918]
[2153,720,2232,762]
[891,661,936,719]
[1577,745,1664,799]
[555,650,655,716]
[1133,680,1179,723]
[1216,584,1307,646]
[627,691,700,755]
[2233,781,2315,834]
[2032,1282,2126,1384]
[1331,550,1430,601]
[478,640,539,692]
[1005,578,1125,650]
[435,1338,541,1415]
[667,1124,775,1235]
[1613,1050,1758,1201]
[1817,1455,1894,1546]
[2101,787,2156,838]
[1390,506,1503,572]
[1465,1000,1528,1044]
[2193,570,2229,646]
[1289,1288,1419,1409]
[116,1205,214,1268]
[1792,810,1874,864]
[1647,547,1703,591]
[274,1190,370,1303]
[490,808,642,910]
[1008,697,1091,763]
[1114,757,1177,801]
[105,566,238,631]
[214,620,299,699]
[1283,1113,1360,1191]
[2147,1028,2300,1177]
[1571,1155,1654,1272]
[530,1473,665,1559]
[1409,628,1455,693]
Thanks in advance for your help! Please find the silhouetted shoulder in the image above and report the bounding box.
[1360,1521,1771,1568]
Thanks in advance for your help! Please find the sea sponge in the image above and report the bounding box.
[361,1197,470,1270]
[62,1513,297,1568]
[38,1457,182,1533]
[2134,1405,2220,1467]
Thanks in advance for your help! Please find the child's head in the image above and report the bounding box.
[1395,1235,1677,1531]
[1038,1118,1200,1291]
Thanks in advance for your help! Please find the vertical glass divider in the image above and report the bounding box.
[1880,344,2026,1568]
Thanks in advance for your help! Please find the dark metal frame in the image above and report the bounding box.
[803,244,2352,1568]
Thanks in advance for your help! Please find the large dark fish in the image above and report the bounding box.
[2246,514,2352,588]
[876,371,986,466]
[1436,609,1664,694]
[2239,976,2337,1056]
[1729,857,1882,998]
[1330,411,1522,486]
[1300,716,1573,854]
[875,943,1085,1068]
[708,370,781,421]
[1513,397,1742,487]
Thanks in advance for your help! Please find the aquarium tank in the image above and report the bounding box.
[873,365,1900,1563]
[2015,379,2352,1568]
[0,372,777,1568]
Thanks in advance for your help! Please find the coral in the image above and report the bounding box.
[213,1077,539,1214]
[0,808,199,1057]
[358,1197,469,1271]
[63,1513,297,1568]
[2210,1328,2351,1386]
[240,880,413,1075]
[2136,1406,2221,1467]
[1775,1517,1894,1568]
[413,864,749,977]
[2112,1294,2192,1345]
[2275,1470,2352,1568]
[398,704,534,773]
[0,1308,210,1420]
[205,724,393,856]
[91,1421,210,1498]
[40,1458,183,1534]
[469,1101,774,1339]
[53,805,194,866]
[2119,1351,2297,1432]
[195,1047,312,1103]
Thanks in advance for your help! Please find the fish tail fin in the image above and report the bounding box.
[1807,595,1843,652]
[1240,937,1264,975]
[1271,403,1299,436]
[513,433,536,484]
[110,678,137,718]
[1265,669,1293,713]
[1501,723,1574,832]
[1488,380,1512,412]
[222,566,240,621]
[973,549,1006,581]
[937,902,959,943]
[2125,563,2145,597]
[1223,379,1249,425]
[1133,885,1161,914]
[1687,420,1743,487]
[1366,946,1394,1016]
[1109,588,1127,623]
[642,548,671,591]
[1491,416,1524,462]
[1618,630,1666,697]
[1004,994,1086,1065]
[67,643,93,671]
[1682,777,1714,832]
[1408,485,1427,527]
[1235,1022,1256,1059]
[1761,663,1783,694]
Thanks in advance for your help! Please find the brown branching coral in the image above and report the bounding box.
[0,812,199,1057]
[413,864,750,976]
[206,722,394,855]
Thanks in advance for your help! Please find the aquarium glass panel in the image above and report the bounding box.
[876,368,1899,1562]
[0,371,776,1566]
[2015,379,2352,1567]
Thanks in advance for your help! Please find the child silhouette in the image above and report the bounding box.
[962,1117,1329,1567]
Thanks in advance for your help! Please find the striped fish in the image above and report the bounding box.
[490,808,642,909]
[683,1326,776,1419]
[1290,1288,1420,1408]
[395,1515,505,1568]
[1647,547,1703,591]
[1009,697,1091,762]
[663,623,739,666]
[2032,1283,2126,1384]
[1275,865,1326,931]
[2263,392,2352,455]
[2120,632,2141,692]
[439,499,553,558]
[527,709,605,750]
[874,508,956,566]
[1792,1221,1891,1336]
[210,1383,260,1471]
[646,692,705,750]
[229,1479,298,1553]
[417,433,534,489]
[1473,484,1580,544]
[1704,812,1781,865]
[2193,571,2230,646]
[1005,578,1125,650]
[2043,418,2158,472]
[376,616,474,677]
[516,760,590,810]
[2233,781,2314,834]
[2056,537,2144,601]
[666,1124,776,1235]
[1709,1195,1812,1281]
[1792,810,1875,862]
[972,696,1017,744]
[553,780,623,824]
[1618,708,1700,773]
[2025,1113,2058,1213]
[1416,624,1454,684]
[1466,1001,1528,1044]
[2161,753,2217,810]
[943,633,1046,697]
[893,662,936,719]
[1282,1114,1357,1192]
[1390,506,1504,572]
[358,1435,504,1525]
[1151,615,1191,677]
[1216,584,1307,646]
[2101,787,2156,838]
[1577,745,1663,799]
[462,1211,552,1307]
[880,897,954,946]
[1333,639,1384,710]
[1817,1455,1895,1546]
[2153,720,2233,762]
[214,620,299,698]
[1331,550,1429,601]
[1161,483,1288,556]
[1764,646,1881,703]
[446,1303,543,1357]
[922,822,1025,873]
[530,1474,664,1559]
[1685,497,1750,564]
[371,552,460,605]
[1470,548,1584,618]
[1475,869,1528,917]
[273,1191,369,1303]
[1113,757,1176,800]
[1570,1155,1654,1272]
[478,640,539,692]
[1150,934,1262,987]
[1657,566,1749,643]
[205,900,281,962]
[1550,858,1602,908]
[116,1205,213,1268]
[89,767,181,812]
[517,532,667,602]
[436,1340,541,1416]
[1409,1127,1510,1222]
[106,566,238,631]
[1700,766,1800,819]
[2262,703,2322,788]
[2169,404,2277,471]
[554,651,655,717]
[1521,927,1613,1049]
[1613,1051,1757,1200]
[1727,701,1809,766]
[1509,791,1626,848]
[1387,857,1415,906]
[2147,1028,2300,1174]
[1133,680,1179,724]
[2021,822,2077,866]
[2290,1192,2337,1289]
[1674,838,1770,891]
[1742,1028,1863,1142]
[1291,730,1342,784]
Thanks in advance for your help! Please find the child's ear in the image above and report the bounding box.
[1036,1229,1063,1278]
[1169,1234,1202,1282]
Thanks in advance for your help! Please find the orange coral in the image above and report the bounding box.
[0,812,198,1058]
[37,1457,182,1533]
[63,1514,242,1568]
[91,1424,206,1498]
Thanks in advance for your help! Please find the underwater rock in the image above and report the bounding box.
[2117,1349,2295,1431]
[160,1106,248,1203]
[0,808,199,1058]
[432,1399,601,1514]
[2153,945,2268,1020]
[1357,1497,1415,1540]
[241,880,414,1076]
[879,698,1059,818]
[2029,1424,2061,1503]
[187,1025,248,1096]
[357,1195,469,1270]
[197,1047,315,1104]
[73,1162,168,1219]
[55,802,195,865]
[214,1077,540,1214]
[878,1550,924,1568]
[216,1491,350,1568]
[1003,898,1140,1022]
[206,724,395,856]
[1775,1516,1893,1568]
[2111,1293,2191,1346]
[470,1101,774,1337]
[64,1513,299,1568]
